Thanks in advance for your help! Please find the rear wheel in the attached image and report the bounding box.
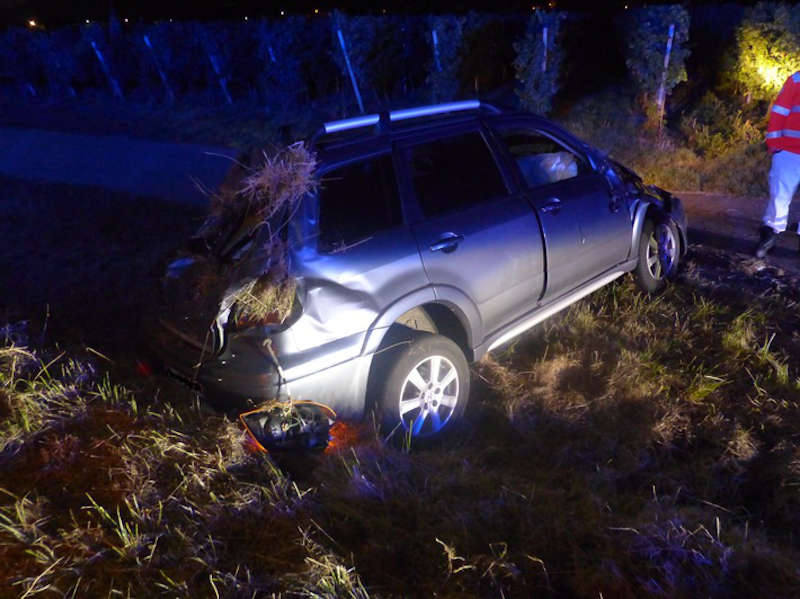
[376,333,469,441]
[634,219,679,293]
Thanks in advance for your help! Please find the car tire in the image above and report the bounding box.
[375,333,470,442]
[634,218,680,293]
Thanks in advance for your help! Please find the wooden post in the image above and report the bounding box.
[432,28,442,73]
[656,23,675,129]
[90,41,123,100]
[143,35,175,104]
[542,26,548,73]
[337,28,365,114]
[206,48,232,105]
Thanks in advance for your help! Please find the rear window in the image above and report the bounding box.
[317,153,402,252]
[405,132,507,218]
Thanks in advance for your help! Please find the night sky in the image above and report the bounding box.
[0,0,763,28]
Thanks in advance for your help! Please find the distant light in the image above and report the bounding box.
[85,19,90,24]
[624,4,629,8]
[244,15,248,20]
[280,10,285,16]
[124,18,129,23]
[314,8,319,14]
[27,19,36,27]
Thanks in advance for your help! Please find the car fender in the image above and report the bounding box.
[360,285,481,360]
[631,199,654,257]
[430,284,482,354]
[360,287,437,357]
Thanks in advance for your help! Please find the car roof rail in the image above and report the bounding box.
[318,99,502,137]
[323,113,381,134]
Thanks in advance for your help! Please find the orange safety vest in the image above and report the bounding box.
[767,72,800,154]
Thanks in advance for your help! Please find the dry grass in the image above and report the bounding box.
[230,241,298,326]
[0,340,366,597]
[191,143,318,327]
[232,142,318,221]
[2,244,800,597]
[2,104,800,595]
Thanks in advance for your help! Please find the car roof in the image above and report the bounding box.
[310,100,597,166]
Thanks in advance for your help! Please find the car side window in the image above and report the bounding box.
[496,129,588,189]
[317,153,402,253]
[405,132,508,218]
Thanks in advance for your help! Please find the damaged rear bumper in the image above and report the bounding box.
[145,318,371,418]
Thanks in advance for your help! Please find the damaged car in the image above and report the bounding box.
[146,100,688,446]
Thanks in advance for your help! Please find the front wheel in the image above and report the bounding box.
[376,333,470,441]
[634,218,680,293]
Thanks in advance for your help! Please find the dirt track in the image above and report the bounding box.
[680,191,800,276]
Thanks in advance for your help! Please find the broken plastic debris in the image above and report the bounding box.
[240,400,336,452]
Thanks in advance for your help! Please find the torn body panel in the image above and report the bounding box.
[158,190,430,417]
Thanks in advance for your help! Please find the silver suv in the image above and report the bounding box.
[150,101,687,440]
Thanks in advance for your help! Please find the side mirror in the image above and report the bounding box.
[599,162,619,193]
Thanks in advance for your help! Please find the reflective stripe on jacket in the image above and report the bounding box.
[767,72,800,154]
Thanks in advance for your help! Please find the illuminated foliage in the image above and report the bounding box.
[733,2,800,102]
[513,11,567,115]
[620,4,690,125]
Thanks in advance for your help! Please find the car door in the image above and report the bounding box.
[398,127,546,341]
[490,124,631,301]
[285,148,430,368]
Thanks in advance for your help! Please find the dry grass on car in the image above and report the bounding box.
[194,142,317,326]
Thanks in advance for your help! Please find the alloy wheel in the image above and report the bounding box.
[398,355,459,437]
[646,223,677,280]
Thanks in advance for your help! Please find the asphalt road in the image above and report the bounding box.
[0,127,237,206]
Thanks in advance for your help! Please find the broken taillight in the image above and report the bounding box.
[239,400,336,452]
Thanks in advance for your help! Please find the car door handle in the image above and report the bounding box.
[430,233,464,253]
[540,197,562,214]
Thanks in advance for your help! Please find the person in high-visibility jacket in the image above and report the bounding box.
[757,71,800,258]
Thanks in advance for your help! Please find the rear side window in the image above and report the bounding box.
[405,132,507,218]
[317,154,402,252]
[497,129,587,189]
